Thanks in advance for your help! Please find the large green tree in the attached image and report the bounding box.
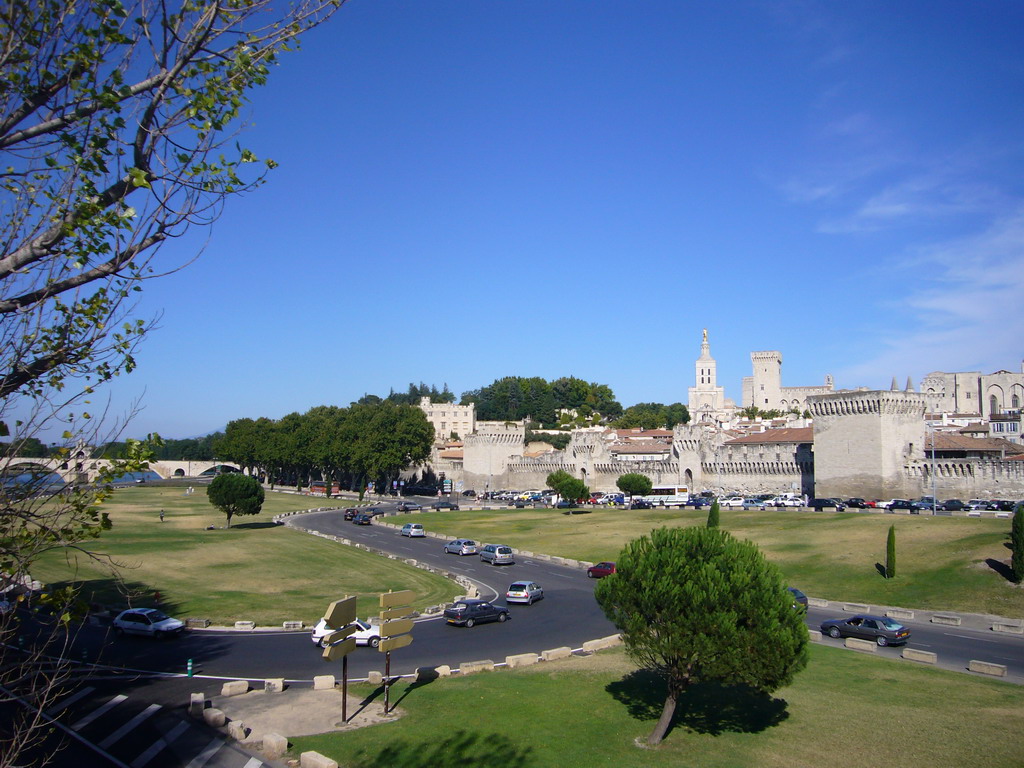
[206,473,265,527]
[616,472,653,502]
[612,402,690,430]
[594,526,808,746]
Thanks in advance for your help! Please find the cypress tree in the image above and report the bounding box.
[707,500,720,528]
[885,524,896,579]
[1011,503,1024,584]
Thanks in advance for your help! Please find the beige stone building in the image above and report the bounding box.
[742,351,834,412]
[687,329,736,424]
[417,397,475,443]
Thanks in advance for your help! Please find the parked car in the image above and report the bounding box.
[509,498,529,508]
[884,499,920,512]
[845,498,868,509]
[480,543,515,565]
[719,496,745,508]
[112,608,185,638]
[819,614,911,646]
[630,499,653,509]
[741,498,765,510]
[401,523,425,537]
[587,561,617,578]
[768,495,803,507]
[431,500,460,511]
[554,500,574,509]
[505,581,544,605]
[987,499,1017,511]
[461,489,477,497]
[941,499,966,511]
[444,538,478,555]
[686,497,712,509]
[310,618,381,648]
[810,497,847,511]
[443,599,510,627]
[396,501,422,512]
[966,499,989,510]
[787,587,808,612]
[352,513,373,525]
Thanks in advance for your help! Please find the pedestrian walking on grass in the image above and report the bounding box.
[159,510,165,523]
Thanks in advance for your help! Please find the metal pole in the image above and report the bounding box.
[931,425,937,514]
[342,654,348,722]
[383,650,391,714]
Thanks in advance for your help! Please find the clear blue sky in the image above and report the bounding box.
[49,1,1024,440]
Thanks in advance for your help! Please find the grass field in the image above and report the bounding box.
[413,505,1024,617]
[291,644,1024,768]
[29,487,460,624]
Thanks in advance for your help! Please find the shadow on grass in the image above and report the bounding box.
[389,669,439,710]
[563,508,591,515]
[227,521,281,530]
[985,558,1014,581]
[352,730,533,768]
[606,668,789,738]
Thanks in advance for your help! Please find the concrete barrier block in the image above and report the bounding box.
[367,671,383,685]
[844,637,877,652]
[992,621,1024,634]
[264,678,285,693]
[505,653,539,668]
[459,659,495,675]
[189,693,205,718]
[202,708,226,727]
[601,633,623,647]
[313,675,336,690]
[967,511,982,517]
[263,733,287,759]
[541,647,572,661]
[300,751,338,768]
[808,629,822,642]
[885,608,915,620]
[186,618,211,628]
[435,665,452,678]
[843,603,870,613]
[932,614,962,626]
[234,621,256,631]
[220,680,249,697]
[282,620,304,630]
[807,597,829,608]
[227,721,247,741]
[969,660,1008,677]
[902,648,937,664]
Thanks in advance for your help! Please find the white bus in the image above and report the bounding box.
[642,485,690,507]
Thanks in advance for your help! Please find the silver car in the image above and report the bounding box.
[112,608,184,638]
[505,581,543,605]
[480,543,515,565]
[444,538,478,555]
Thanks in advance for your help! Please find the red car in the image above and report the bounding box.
[587,561,617,578]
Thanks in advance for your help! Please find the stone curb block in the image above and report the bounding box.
[189,693,205,718]
[435,665,452,678]
[265,678,285,693]
[808,629,822,642]
[282,620,304,630]
[186,618,211,628]
[221,680,249,697]
[460,659,495,675]
[885,608,914,620]
[202,708,226,727]
[313,675,335,690]
[227,721,247,741]
[300,750,339,768]
[992,621,1024,634]
[368,671,383,685]
[843,603,869,613]
[234,621,255,631]
[844,637,877,652]
[807,598,829,608]
[902,648,937,664]
[932,614,962,626]
[969,660,1007,677]
[263,733,287,759]
[505,653,539,668]
[582,635,620,653]
[541,647,572,661]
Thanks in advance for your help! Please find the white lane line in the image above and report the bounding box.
[186,736,224,768]
[100,703,161,748]
[944,633,999,643]
[45,685,96,716]
[131,721,189,768]
[242,758,263,768]
[71,694,127,730]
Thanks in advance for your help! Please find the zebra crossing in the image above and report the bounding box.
[43,685,267,768]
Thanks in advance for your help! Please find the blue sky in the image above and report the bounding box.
[46,1,1024,440]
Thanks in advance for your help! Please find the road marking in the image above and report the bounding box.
[944,633,999,643]
[242,758,263,768]
[186,736,224,768]
[100,703,161,748]
[131,721,189,768]
[45,686,96,716]
[71,694,127,730]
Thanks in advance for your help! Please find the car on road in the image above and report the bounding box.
[112,608,185,638]
[444,538,478,555]
[810,497,847,511]
[505,581,544,605]
[884,499,920,512]
[443,599,510,627]
[787,587,808,612]
[629,499,653,509]
[480,543,515,565]
[587,561,616,578]
[311,618,381,648]
[343,508,360,520]
[352,513,373,525]
[941,499,966,511]
[819,614,911,646]
[396,501,422,512]
[845,498,868,509]
[431,500,460,511]
[401,523,425,537]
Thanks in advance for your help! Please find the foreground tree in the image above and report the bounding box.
[594,526,808,746]
[706,499,720,528]
[1011,503,1024,584]
[616,472,652,504]
[207,473,265,527]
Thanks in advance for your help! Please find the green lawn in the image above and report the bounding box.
[414,505,1024,617]
[30,487,460,624]
[292,644,1024,768]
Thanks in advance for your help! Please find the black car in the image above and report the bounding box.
[810,498,846,511]
[820,614,911,646]
[885,500,920,513]
[352,513,373,525]
[787,587,808,612]
[845,498,868,509]
[630,499,653,509]
[443,599,510,628]
[432,500,460,511]
[343,507,360,520]
[941,499,966,511]
[461,489,477,497]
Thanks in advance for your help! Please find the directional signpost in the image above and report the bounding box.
[319,596,358,722]
[378,589,415,714]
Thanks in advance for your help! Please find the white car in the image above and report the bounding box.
[112,608,185,638]
[444,538,478,555]
[719,496,745,508]
[769,496,803,507]
[505,581,544,605]
[401,523,425,537]
[311,618,381,648]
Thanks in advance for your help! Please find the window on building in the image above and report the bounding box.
[1013,394,1020,409]
[990,395,999,415]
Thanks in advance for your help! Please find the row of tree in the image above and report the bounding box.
[461,376,623,426]
[213,402,434,493]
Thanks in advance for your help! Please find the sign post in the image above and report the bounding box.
[378,590,415,715]
[319,596,358,722]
